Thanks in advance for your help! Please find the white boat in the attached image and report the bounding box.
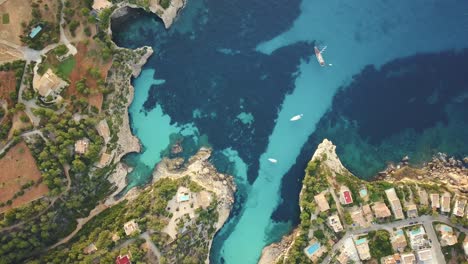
[290,114,303,121]
[268,158,278,163]
[314,46,327,67]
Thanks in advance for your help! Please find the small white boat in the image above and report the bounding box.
[314,46,327,67]
[268,158,278,163]
[290,114,303,121]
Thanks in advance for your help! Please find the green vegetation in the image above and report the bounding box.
[56,57,76,79]
[160,0,171,9]
[41,178,219,264]
[2,13,9,24]
[20,2,60,49]
[282,159,329,264]
[368,230,393,260]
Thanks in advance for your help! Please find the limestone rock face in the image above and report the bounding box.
[311,138,348,176]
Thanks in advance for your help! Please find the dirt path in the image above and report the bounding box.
[0,164,71,232]
[49,202,109,249]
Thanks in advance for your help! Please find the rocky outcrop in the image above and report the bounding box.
[311,138,349,176]
[153,148,236,230]
[259,139,346,263]
[112,0,186,29]
[258,229,299,264]
[153,148,236,263]
[113,47,153,162]
[380,152,468,195]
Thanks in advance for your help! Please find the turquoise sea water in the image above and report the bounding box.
[111,0,468,263]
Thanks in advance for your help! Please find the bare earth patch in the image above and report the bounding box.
[7,110,31,139]
[0,0,32,45]
[0,70,16,107]
[0,141,48,213]
[67,43,111,111]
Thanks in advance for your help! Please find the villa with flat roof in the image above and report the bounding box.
[123,220,140,236]
[430,193,440,209]
[354,237,371,260]
[417,249,432,264]
[328,214,343,232]
[441,192,451,213]
[339,185,353,205]
[304,241,326,262]
[408,226,427,250]
[75,138,90,155]
[381,254,401,264]
[453,198,466,217]
[385,188,405,219]
[400,252,416,264]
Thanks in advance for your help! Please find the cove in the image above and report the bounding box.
[110,0,468,263]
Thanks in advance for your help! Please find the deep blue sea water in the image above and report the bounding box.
[111,0,468,263]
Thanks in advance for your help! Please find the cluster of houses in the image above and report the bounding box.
[304,183,468,262]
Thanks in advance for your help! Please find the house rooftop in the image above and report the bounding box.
[33,68,66,97]
[453,198,466,217]
[382,254,401,264]
[340,186,353,205]
[372,202,392,218]
[75,138,90,155]
[406,203,418,218]
[441,192,451,213]
[355,237,371,260]
[430,193,440,208]
[328,214,343,232]
[385,188,405,219]
[123,220,140,236]
[115,254,131,264]
[417,249,432,261]
[400,252,416,264]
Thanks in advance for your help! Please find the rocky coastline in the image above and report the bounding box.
[376,153,468,195]
[258,139,468,263]
[153,148,237,231]
[259,139,350,263]
[105,0,186,198]
[152,147,236,262]
[111,0,187,29]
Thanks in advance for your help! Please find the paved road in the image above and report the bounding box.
[323,215,468,264]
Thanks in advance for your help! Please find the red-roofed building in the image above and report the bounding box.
[116,255,131,264]
[339,186,353,205]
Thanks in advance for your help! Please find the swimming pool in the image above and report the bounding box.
[359,189,368,197]
[306,243,320,255]
[355,238,367,245]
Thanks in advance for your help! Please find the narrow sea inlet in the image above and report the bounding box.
[111,0,468,263]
